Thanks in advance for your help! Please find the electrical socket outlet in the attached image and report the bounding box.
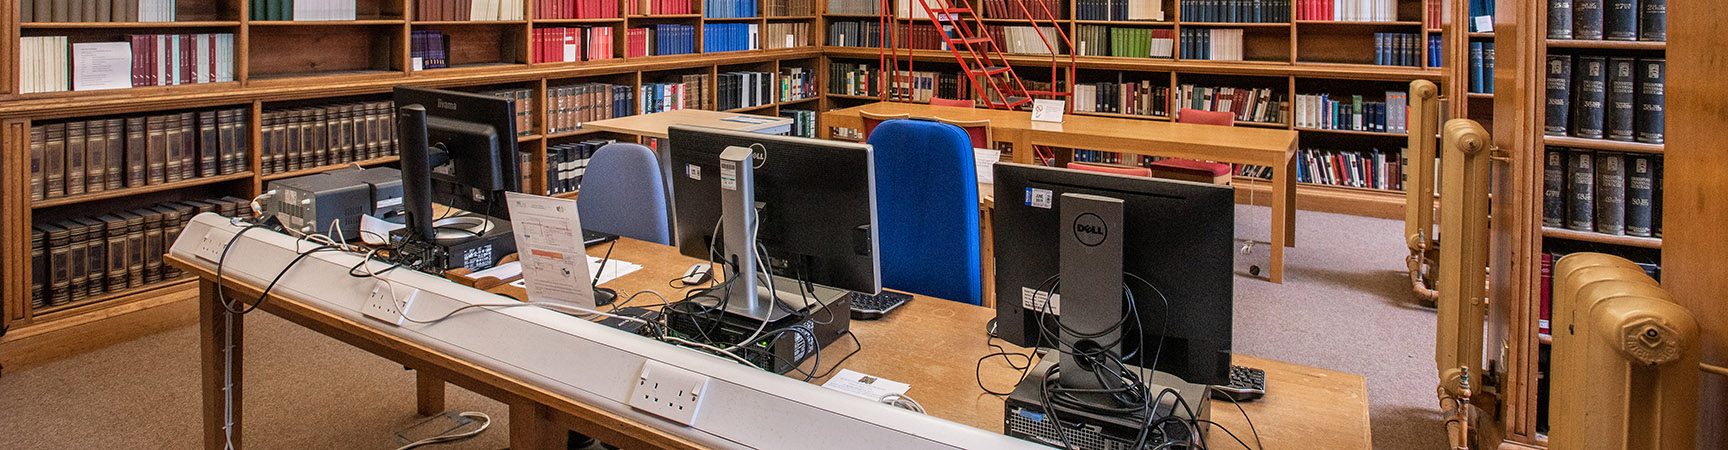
[627,360,710,426]
[361,281,416,326]
[194,230,229,263]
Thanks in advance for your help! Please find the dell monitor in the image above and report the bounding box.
[991,162,1235,386]
[666,125,880,321]
[393,86,522,242]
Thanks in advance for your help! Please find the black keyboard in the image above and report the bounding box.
[849,291,913,320]
[1210,365,1266,402]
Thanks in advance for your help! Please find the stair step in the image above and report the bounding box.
[946,37,992,45]
[989,96,1033,109]
[966,66,1012,76]
[927,7,973,13]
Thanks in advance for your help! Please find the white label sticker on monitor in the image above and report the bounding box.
[685,164,702,180]
[720,165,738,191]
[1025,187,1053,209]
[1021,287,1060,316]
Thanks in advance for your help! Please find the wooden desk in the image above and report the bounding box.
[174,235,1366,449]
[822,102,1301,283]
[582,108,793,138]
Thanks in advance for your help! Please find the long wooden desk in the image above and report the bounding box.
[821,102,1301,284]
[173,235,1368,449]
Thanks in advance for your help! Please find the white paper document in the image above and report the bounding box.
[1031,99,1065,123]
[507,256,639,289]
[73,42,133,91]
[974,148,1001,184]
[505,192,596,309]
[821,369,911,401]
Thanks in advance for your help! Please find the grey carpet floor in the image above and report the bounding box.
[0,205,1445,449]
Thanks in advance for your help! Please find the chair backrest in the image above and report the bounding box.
[860,111,910,140]
[576,143,673,245]
[1178,108,1236,127]
[928,97,976,108]
[935,117,992,150]
[1067,162,1153,177]
[866,119,983,305]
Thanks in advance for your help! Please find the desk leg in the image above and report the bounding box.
[1269,157,1294,284]
[200,279,243,450]
[416,370,445,416]
[509,402,562,450]
[1283,155,1298,247]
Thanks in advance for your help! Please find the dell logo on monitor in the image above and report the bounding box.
[1073,213,1107,247]
[436,99,459,111]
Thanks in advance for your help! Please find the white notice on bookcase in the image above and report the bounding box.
[72,42,132,91]
[1031,99,1065,123]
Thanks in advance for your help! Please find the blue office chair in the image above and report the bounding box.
[867,119,983,305]
[578,142,673,245]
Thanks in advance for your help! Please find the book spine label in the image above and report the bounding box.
[1625,153,1654,236]
[105,119,124,189]
[66,121,86,196]
[1640,0,1666,41]
[1594,151,1626,235]
[1572,56,1608,139]
[1604,0,1637,40]
[147,115,167,184]
[1636,58,1665,143]
[1566,149,1596,231]
[1544,55,1572,136]
[1574,0,1604,39]
[1548,0,1573,39]
[1543,148,1566,227]
[30,126,44,201]
[1605,57,1636,141]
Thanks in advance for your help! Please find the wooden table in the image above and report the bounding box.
[822,102,1301,283]
[174,236,1368,449]
[582,108,793,138]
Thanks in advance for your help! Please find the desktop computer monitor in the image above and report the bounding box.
[991,162,1235,386]
[666,125,880,317]
[393,86,522,241]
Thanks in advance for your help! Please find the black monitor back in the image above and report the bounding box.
[992,162,1235,386]
[667,125,881,295]
[393,86,520,220]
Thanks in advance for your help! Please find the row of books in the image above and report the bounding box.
[1294,0,1398,22]
[779,67,817,102]
[1543,149,1662,237]
[1428,34,1443,68]
[20,37,68,94]
[717,71,776,111]
[533,27,615,63]
[704,0,757,18]
[1548,0,1665,41]
[641,75,711,113]
[29,108,250,201]
[1184,0,1288,23]
[259,101,398,175]
[1293,91,1409,134]
[886,70,965,103]
[828,21,887,48]
[548,83,634,135]
[826,0,878,15]
[779,109,818,138]
[1075,26,1174,58]
[131,34,236,87]
[251,0,359,20]
[984,0,1062,20]
[1074,0,1162,21]
[1179,28,1244,61]
[1425,0,1440,29]
[31,197,251,309]
[764,22,810,49]
[1175,84,1286,124]
[481,88,536,136]
[629,0,694,14]
[766,0,813,16]
[23,0,174,22]
[411,30,451,70]
[544,139,612,195]
[535,0,619,19]
[1536,250,1661,338]
[1295,147,1405,191]
[1073,80,1171,117]
[24,34,237,93]
[900,23,951,51]
[988,26,1062,54]
[704,23,762,53]
[1468,41,1495,94]
[1544,55,1664,144]
[1371,32,1421,67]
[829,62,881,97]
[412,0,525,21]
[628,24,697,57]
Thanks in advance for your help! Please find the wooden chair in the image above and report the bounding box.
[928,97,976,108]
[860,111,910,141]
[1145,108,1237,186]
[934,117,992,150]
[1066,162,1153,177]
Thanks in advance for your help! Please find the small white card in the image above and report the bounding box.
[72,42,133,91]
[1473,16,1494,33]
[973,148,1001,184]
[1031,99,1065,123]
[822,369,911,401]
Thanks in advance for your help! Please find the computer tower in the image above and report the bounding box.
[1004,359,1211,450]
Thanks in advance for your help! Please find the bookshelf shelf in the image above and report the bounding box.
[531,18,626,23]
[1231,120,1289,129]
[779,96,820,105]
[518,134,543,142]
[1541,135,1664,154]
[628,14,703,18]
[28,277,197,321]
[1072,20,1172,25]
[725,103,777,113]
[1540,227,1663,249]
[412,20,530,25]
[1294,20,1424,26]
[32,172,256,210]
[1468,32,1492,38]
[249,20,407,26]
[1539,334,1552,344]
[1295,126,1408,137]
[766,15,820,20]
[1466,92,1493,98]
[21,21,243,28]
[261,157,399,182]
[1180,22,1292,27]
[1072,111,1171,121]
[703,16,766,21]
[1544,39,1665,51]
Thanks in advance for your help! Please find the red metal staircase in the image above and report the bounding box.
[877,0,1074,110]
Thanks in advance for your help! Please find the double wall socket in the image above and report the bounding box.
[628,360,710,426]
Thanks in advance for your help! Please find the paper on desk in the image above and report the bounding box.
[505,192,597,309]
[822,369,911,401]
[974,148,1001,184]
[360,214,406,245]
[506,256,641,288]
[469,261,522,281]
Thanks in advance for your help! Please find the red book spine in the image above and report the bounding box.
[1539,253,1554,337]
[130,35,144,87]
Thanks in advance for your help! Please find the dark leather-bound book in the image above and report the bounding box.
[153,206,183,279]
[74,216,106,296]
[219,196,251,220]
[285,108,305,172]
[31,228,47,309]
[84,119,106,194]
[1543,148,1567,227]
[232,108,251,172]
[66,120,86,196]
[1594,151,1626,235]
[1640,0,1665,41]
[146,114,168,184]
[140,208,164,284]
[1566,149,1596,232]
[45,123,65,198]
[1636,58,1664,144]
[1571,56,1608,139]
[178,112,198,180]
[180,200,220,218]
[1605,58,1636,141]
[101,215,129,292]
[1604,0,1637,40]
[299,108,318,170]
[164,113,184,182]
[119,211,145,289]
[1625,153,1654,237]
[198,110,220,177]
[1544,55,1572,136]
[312,107,330,168]
[1549,0,1573,38]
[30,124,44,201]
[62,220,89,302]
[1573,0,1604,39]
[1652,156,1663,237]
[125,116,147,187]
[104,118,124,189]
[42,223,72,306]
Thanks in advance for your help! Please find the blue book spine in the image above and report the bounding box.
[1469,41,1485,93]
[1483,42,1496,93]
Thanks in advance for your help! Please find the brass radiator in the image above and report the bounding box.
[1434,118,1499,450]
[1405,80,1441,305]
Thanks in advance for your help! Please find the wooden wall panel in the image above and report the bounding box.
[1662,0,1728,447]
